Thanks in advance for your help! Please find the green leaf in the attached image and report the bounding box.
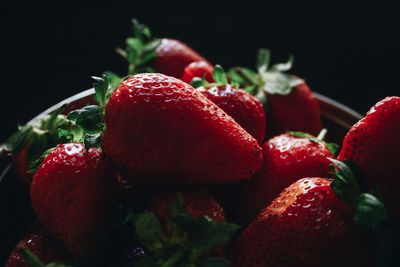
[190,77,204,88]
[117,19,160,75]
[212,65,228,85]
[256,48,270,71]
[227,68,246,85]
[259,72,302,95]
[174,214,240,258]
[239,67,258,85]
[70,125,84,143]
[139,50,158,65]
[193,218,240,257]
[243,85,257,94]
[127,37,144,52]
[67,105,103,133]
[45,104,67,129]
[133,211,164,249]
[58,129,73,141]
[84,133,102,149]
[270,54,294,72]
[287,131,315,139]
[144,39,162,54]
[25,132,48,164]
[326,142,339,156]
[4,125,33,153]
[354,193,388,227]
[92,75,110,107]
[196,257,232,267]
[328,158,362,205]
[105,72,122,89]
[28,147,55,173]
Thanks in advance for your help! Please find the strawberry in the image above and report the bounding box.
[102,73,263,186]
[153,38,210,78]
[132,192,240,266]
[181,61,214,84]
[30,143,116,260]
[337,96,400,217]
[235,131,337,224]
[115,19,210,79]
[4,106,71,188]
[233,177,370,267]
[5,224,70,267]
[228,49,322,137]
[192,65,266,143]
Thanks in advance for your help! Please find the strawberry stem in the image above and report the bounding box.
[316,128,328,141]
[18,247,46,267]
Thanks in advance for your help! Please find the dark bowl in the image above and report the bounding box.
[0,89,362,263]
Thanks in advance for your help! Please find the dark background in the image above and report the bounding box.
[1,2,399,142]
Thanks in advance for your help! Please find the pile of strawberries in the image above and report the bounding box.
[2,19,400,267]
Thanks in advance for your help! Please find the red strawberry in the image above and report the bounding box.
[5,224,70,267]
[266,79,322,137]
[116,20,210,78]
[181,61,214,84]
[153,39,210,78]
[233,178,370,267]
[235,132,335,224]
[228,49,322,137]
[337,96,400,217]
[11,143,31,188]
[197,84,266,143]
[149,190,227,230]
[30,143,116,260]
[102,73,263,186]
[4,108,71,189]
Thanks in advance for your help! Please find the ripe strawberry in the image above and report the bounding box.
[10,143,31,188]
[197,83,266,144]
[337,96,400,217]
[116,20,210,79]
[5,224,70,267]
[102,73,263,186]
[4,106,71,188]
[181,61,214,84]
[30,143,116,260]
[228,49,322,137]
[235,131,336,224]
[153,38,210,78]
[233,178,370,267]
[266,79,322,137]
[149,190,227,230]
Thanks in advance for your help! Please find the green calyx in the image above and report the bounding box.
[288,129,340,156]
[228,49,304,102]
[8,74,117,174]
[58,74,115,150]
[328,158,388,228]
[132,192,240,267]
[4,104,71,168]
[191,65,235,89]
[116,18,161,75]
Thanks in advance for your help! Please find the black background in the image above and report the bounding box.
[2,2,399,142]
